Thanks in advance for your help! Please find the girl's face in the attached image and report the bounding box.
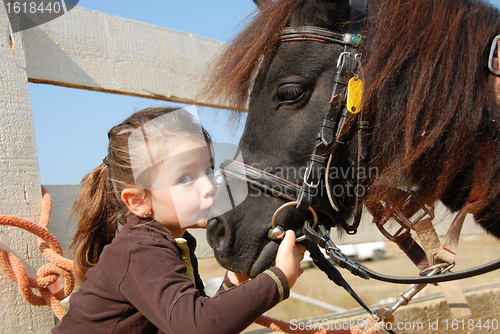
[149,138,215,238]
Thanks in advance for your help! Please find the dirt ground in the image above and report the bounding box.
[197,233,500,332]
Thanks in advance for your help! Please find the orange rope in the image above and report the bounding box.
[0,187,393,333]
[255,309,394,334]
[0,186,74,320]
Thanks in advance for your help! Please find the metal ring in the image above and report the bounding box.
[337,51,355,68]
[214,172,223,186]
[488,35,500,76]
[419,263,449,277]
[270,201,318,241]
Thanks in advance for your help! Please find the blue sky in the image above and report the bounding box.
[30,0,500,185]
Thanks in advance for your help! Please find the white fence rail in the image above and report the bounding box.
[23,7,229,108]
[45,186,484,261]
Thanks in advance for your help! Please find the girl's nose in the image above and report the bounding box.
[200,174,215,198]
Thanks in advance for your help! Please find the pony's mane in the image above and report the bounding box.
[205,0,303,111]
[361,0,500,216]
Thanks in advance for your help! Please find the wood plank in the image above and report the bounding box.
[0,4,54,332]
[22,7,234,109]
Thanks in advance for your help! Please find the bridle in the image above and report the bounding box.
[220,0,368,238]
[218,0,387,323]
[217,0,500,324]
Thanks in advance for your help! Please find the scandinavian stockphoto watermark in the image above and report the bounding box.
[210,156,379,219]
[289,319,393,332]
[245,163,379,199]
[3,0,79,33]
[289,318,499,332]
[127,105,378,226]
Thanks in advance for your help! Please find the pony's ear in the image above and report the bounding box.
[253,0,267,8]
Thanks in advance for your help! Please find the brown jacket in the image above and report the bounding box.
[53,215,289,334]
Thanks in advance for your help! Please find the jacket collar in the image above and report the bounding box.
[125,213,197,251]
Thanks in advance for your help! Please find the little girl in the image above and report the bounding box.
[53,106,305,334]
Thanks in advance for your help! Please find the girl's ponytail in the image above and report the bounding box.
[70,161,126,285]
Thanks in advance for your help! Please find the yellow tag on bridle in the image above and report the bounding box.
[347,77,363,114]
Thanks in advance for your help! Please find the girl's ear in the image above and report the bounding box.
[121,188,152,218]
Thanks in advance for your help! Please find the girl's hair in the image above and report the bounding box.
[70,106,211,284]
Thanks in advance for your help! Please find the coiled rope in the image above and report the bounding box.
[0,187,392,333]
[255,310,393,334]
[0,186,74,320]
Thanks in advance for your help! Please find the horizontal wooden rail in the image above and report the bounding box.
[22,7,238,110]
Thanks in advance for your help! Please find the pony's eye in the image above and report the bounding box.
[277,84,304,104]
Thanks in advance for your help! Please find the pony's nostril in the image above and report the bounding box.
[207,218,226,251]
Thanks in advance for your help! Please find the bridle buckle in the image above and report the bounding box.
[488,35,500,76]
[303,166,321,189]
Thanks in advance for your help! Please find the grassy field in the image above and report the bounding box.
[197,233,500,332]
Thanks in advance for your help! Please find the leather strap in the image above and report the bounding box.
[276,4,366,214]
[278,26,361,45]
[412,206,472,319]
[220,160,301,201]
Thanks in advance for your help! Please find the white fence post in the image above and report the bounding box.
[0,4,54,333]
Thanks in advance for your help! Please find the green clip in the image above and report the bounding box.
[352,36,363,44]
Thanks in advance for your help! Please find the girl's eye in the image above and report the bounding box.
[206,166,215,176]
[179,175,193,184]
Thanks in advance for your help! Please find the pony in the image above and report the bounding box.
[205,0,500,279]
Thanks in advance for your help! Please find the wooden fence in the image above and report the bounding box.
[0,5,228,332]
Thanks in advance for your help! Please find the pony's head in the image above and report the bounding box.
[206,0,500,277]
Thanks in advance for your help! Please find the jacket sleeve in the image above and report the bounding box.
[216,271,237,294]
[118,242,289,334]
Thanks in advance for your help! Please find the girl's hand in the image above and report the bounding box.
[275,230,305,288]
[227,271,250,285]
